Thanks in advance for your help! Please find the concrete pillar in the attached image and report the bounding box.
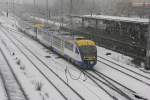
[118,22,122,36]
[146,17,150,70]
[95,19,98,30]
[82,18,84,28]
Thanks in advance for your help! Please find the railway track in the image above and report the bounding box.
[2,25,148,100]
[48,57,144,100]
[91,70,147,100]
[97,56,150,86]
[98,56,150,79]
[139,69,150,74]
[0,47,28,100]
[0,72,8,100]
[2,25,131,100]
[84,71,134,100]
[0,25,85,100]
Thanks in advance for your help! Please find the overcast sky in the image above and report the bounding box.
[23,0,56,6]
[0,0,112,5]
[0,0,124,13]
[1,0,150,5]
[1,0,149,11]
[0,0,56,6]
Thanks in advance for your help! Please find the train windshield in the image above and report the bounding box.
[79,46,97,56]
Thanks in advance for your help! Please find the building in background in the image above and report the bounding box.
[131,0,150,17]
[114,0,150,17]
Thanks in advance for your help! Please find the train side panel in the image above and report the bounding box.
[39,31,83,65]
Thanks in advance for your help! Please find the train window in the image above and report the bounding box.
[53,36,62,48]
[65,41,73,51]
[75,48,79,54]
[79,46,97,56]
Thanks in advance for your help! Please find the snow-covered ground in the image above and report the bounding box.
[0,14,150,100]
[97,47,134,66]
[0,77,7,100]
[0,54,7,100]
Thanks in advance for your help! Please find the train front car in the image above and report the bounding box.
[76,40,97,69]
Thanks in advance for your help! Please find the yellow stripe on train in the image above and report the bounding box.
[76,40,96,46]
[33,24,45,29]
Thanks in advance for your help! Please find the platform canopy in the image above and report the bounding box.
[71,15,149,25]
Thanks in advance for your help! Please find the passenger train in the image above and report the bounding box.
[19,21,97,69]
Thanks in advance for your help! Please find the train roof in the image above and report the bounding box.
[51,31,85,43]
[71,15,149,25]
[76,40,96,46]
[45,30,96,46]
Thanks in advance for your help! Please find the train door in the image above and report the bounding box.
[74,46,81,61]
[48,32,53,47]
[61,40,64,55]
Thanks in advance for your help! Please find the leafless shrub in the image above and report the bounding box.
[16,59,21,65]
[35,81,43,91]
[20,65,25,70]
[11,52,15,56]
[23,72,26,75]
[45,92,49,98]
